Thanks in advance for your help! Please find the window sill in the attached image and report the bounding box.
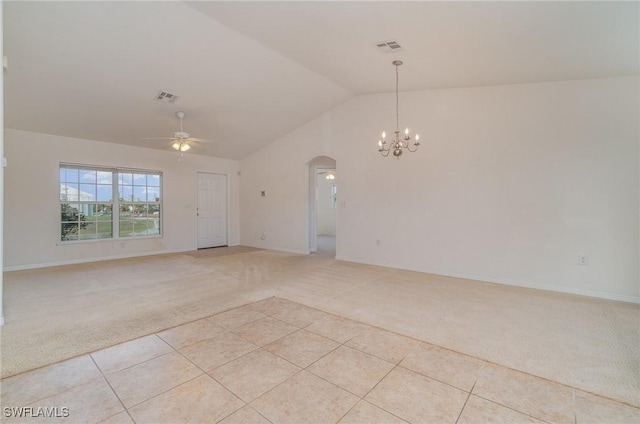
[57,235,162,246]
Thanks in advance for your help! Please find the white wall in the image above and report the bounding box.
[241,116,335,254]
[240,77,640,302]
[4,129,240,269]
[316,172,336,236]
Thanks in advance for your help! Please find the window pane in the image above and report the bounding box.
[119,220,133,237]
[63,168,78,183]
[97,171,112,184]
[78,221,97,240]
[133,186,146,202]
[60,186,69,201]
[79,184,96,200]
[147,188,160,202]
[60,183,79,201]
[61,223,79,241]
[146,219,160,236]
[78,203,91,219]
[97,221,113,239]
[150,212,160,234]
[119,173,133,186]
[133,174,147,185]
[96,204,112,218]
[61,203,80,220]
[119,186,133,201]
[80,170,96,183]
[147,174,160,186]
[135,204,147,216]
[97,185,112,202]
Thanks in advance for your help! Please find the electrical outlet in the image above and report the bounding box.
[578,255,589,265]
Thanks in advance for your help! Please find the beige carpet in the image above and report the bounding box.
[1,247,639,408]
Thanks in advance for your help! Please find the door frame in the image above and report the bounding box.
[306,156,336,255]
[195,171,230,249]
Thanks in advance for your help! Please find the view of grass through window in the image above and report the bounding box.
[60,165,162,241]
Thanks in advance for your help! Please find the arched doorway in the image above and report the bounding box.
[307,156,336,257]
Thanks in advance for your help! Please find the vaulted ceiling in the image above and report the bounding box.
[4,1,638,160]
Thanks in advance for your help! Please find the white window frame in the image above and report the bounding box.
[59,163,163,242]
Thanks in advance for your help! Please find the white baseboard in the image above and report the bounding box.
[241,242,308,256]
[261,247,308,255]
[4,249,188,272]
[4,245,303,272]
[335,255,640,305]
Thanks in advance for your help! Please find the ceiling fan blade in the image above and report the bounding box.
[188,137,213,142]
[141,137,175,140]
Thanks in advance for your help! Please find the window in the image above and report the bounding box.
[118,172,161,238]
[60,164,162,242]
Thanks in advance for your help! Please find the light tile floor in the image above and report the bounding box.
[2,297,638,424]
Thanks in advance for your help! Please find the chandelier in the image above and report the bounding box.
[377,60,420,158]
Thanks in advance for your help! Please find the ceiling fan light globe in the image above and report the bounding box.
[180,143,191,152]
[171,141,181,151]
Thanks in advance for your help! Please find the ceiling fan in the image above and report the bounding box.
[143,111,209,153]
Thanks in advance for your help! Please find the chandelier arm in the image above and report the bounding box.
[406,144,419,153]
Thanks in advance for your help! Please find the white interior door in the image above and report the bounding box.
[197,172,227,249]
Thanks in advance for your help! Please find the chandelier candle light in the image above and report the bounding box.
[377,60,420,158]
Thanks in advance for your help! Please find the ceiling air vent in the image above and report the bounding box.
[156,91,179,103]
[375,40,403,53]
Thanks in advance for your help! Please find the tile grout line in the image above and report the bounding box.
[160,338,252,422]
[353,363,410,422]
[7,296,636,423]
[236,301,449,422]
[89,354,137,424]
[461,360,554,424]
[248,302,569,423]
[234,311,370,421]
[2,354,121,413]
[93,334,174,375]
[573,388,577,424]
[102,340,208,413]
[245,404,276,424]
[122,371,207,412]
[470,393,556,424]
[269,298,640,411]
[454,381,475,424]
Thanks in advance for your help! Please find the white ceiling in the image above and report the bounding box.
[4,1,638,160]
